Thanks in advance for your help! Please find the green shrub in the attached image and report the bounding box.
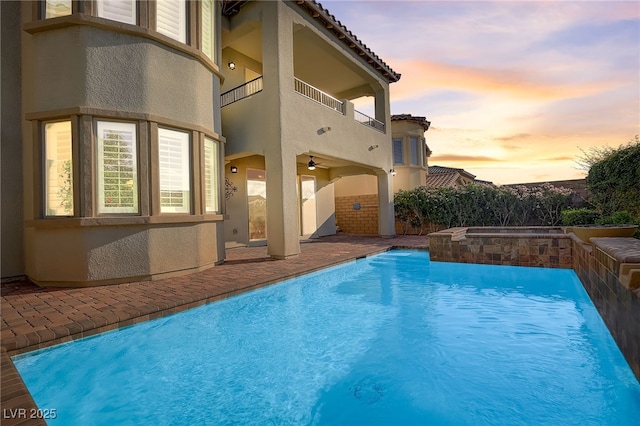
[562,208,600,226]
[596,211,637,225]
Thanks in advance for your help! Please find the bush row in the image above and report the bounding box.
[394,183,573,234]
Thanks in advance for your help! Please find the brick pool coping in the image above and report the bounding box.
[1,234,429,425]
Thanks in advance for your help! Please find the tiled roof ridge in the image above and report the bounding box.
[299,0,401,83]
[391,114,431,130]
[428,165,465,174]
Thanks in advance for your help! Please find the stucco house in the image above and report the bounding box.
[334,113,431,235]
[3,0,227,286]
[1,0,400,286]
[219,0,400,256]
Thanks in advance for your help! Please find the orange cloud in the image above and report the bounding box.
[390,59,613,101]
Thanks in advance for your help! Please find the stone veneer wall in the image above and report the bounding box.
[429,227,572,268]
[335,195,379,235]
[572,236,640,379]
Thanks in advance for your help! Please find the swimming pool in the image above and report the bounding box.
[13,250,640,425]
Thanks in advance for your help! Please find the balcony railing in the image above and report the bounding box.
[221,76,264,108]
[354,109,385,133]
[294,78,345,114]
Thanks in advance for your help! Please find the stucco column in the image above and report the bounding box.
[377,172,395,237]
[262,0,300,258]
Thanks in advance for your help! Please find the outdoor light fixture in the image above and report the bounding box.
[230,165,238,173]
[390,169,396,176]
[307,156,316,171]
[228,61,236,70]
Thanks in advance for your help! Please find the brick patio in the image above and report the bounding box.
[1,234,429,425]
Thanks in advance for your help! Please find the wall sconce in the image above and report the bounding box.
[230,165,238,173]
[307,156,316,171]
[368,144,379,151]
[390,169,396,176]
[228,61,236,70]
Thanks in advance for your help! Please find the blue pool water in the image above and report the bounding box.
[13,250,640,425]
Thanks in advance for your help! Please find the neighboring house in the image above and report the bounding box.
[1,0,400,285]
[220,0,400,255]
[425,166,478,188]
[2,0,226,286]
[389,114,432,193]
[334,113,431,234]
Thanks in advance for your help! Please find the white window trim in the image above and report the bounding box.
[96,120,139,214]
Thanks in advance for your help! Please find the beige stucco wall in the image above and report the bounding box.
[221,0,395,256]
[1,1,25,279]
[391,120,429,193]
[17,4,225,286]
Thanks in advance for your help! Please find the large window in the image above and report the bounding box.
[97,0,136,24]
[96,121,138,214]
[44,0,71,18]
[203,137,219,213]
[409,136,419,166]
[201,0,215,60]
[156,0,186,43]
[393,138,404,165]
[159,127,191,213]
[44,121,73,216]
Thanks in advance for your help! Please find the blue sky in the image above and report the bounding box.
[322,0,640,184]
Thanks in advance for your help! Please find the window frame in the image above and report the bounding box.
[43,119,74,217]
[158,126,192,214]
[409,136,420,166]
[155,0,187,44]
[95,120,140,215]
[393,137,404,166]
[203,136,220,214]
[96,0,137,25]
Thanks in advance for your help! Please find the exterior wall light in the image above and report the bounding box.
[230,165,238,173]
[228,61,236,70]
[390,169,396,176]
[307,156,316,170]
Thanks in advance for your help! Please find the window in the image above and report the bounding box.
[44,0,72,18]
[97,0,136,25]
[156,0,186,43]
[96,121,138,214]
[201,0,215,60]
[159,128,191,213]
[393,138,404,165]
[409,136,419,166]
[44,121,73,216]
[203,137,219,213]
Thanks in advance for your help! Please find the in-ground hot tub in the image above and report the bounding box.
[428,226,572,268]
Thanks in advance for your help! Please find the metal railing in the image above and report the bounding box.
[221,76,264,107]
[294,78,345,114]
[354,109,385,133]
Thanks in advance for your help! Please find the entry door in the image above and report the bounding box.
[299,175,317,236]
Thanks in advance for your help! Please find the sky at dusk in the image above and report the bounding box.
[323,0,640,185]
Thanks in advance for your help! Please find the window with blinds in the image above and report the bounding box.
[393,138,404,165]
[44,121,73,216]
[96,121,138,214]
[159,128,190,213]
[201,0,214,60]
[156,0,186,43]
[97,0,136,25]
[204,137,219,213]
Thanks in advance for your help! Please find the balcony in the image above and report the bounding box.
[293,78,344,114]
[221,76,264,107]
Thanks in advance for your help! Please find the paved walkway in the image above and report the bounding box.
[1,234,429,425]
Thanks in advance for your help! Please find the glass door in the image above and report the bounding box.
[247,169,267,240]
